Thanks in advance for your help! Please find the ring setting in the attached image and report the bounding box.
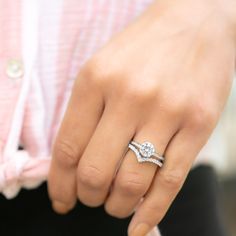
[140,141,155,158]
[128,141,164,167]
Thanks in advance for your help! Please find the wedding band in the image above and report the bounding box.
[131,141,164,161]
[128,141,164,167]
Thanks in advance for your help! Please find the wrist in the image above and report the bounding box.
[149,0,236,52]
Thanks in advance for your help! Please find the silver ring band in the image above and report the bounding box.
[130,141,164,161]
[128,141,164,167]
[128,143,163,167]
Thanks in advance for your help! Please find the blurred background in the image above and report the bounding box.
[211,77,236,236]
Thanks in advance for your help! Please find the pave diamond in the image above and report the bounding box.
[140,142,155,158]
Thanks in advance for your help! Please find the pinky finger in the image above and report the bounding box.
[128,127,210,236]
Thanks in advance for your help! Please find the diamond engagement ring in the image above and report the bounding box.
[128,141,164,167]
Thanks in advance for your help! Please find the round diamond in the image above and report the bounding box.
[140,142,155,158]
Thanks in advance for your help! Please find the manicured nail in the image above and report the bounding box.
[129,223,150,236]
[52,201,69,214]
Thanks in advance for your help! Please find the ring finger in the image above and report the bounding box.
[105,115,179,218]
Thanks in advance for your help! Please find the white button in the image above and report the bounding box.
[6,59,24,79]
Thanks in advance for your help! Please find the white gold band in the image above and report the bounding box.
[128,141,164,167]
[130,141,164,161]
[128,144,163,167]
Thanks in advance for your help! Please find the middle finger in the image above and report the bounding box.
[76,103,136,207]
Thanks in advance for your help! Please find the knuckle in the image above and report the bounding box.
[189,101,217,129]
[164,101,185,117]
[122,83,158,105]
[161,93,187,117]
[78,164,108,190]
[81,56,111,86]
[117,174,147,196]
[159,170,184,189]
[53,139,78,167]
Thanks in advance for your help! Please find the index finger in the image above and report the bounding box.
[48,74,104,213]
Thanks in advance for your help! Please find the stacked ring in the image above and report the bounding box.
[128,141,164,167]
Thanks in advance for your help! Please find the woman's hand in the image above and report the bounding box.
[48,0,236,235]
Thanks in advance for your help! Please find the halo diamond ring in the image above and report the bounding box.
[128,141,164,167]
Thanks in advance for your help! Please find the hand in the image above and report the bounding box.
[48,0,236,235]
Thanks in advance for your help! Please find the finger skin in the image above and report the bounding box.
[48,74,104,213]
[104,116,178,218]
[76,103,135,207]
[128,125,212,235]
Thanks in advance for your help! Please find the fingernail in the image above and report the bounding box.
[129,223,150,236]
[52,201,69,214]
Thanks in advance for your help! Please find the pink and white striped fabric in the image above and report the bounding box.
[0,0,162,235]
[0,0,157,197]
